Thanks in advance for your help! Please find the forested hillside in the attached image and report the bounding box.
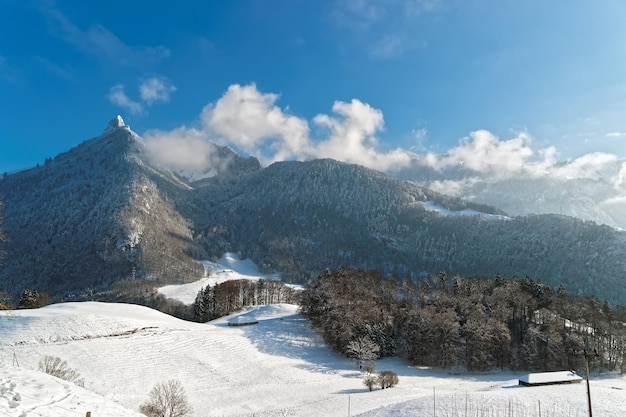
[0,120,208,298]
[302,268,626,372]
[192,161,626,303]
[0,118,625,305]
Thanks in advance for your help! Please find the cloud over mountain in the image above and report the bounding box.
[142,82,625,193]
[146,83,411,172]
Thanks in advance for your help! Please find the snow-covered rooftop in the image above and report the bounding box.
[519,370,583,386]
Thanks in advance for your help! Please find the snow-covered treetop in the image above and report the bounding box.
[103,115,128,134]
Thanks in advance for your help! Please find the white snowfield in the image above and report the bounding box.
[2,259,626,416]
[1,301,626,417]
[421,201,510,220]
[158,253,300,305]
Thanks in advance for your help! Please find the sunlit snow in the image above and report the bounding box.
[158,252,300,305]
[2,301,625,416]
[1,252,624,416]
[422,201,510,220]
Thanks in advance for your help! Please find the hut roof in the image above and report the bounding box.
[227,315,259,326]
[519,371,583,386]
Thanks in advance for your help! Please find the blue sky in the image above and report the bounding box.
[1,0,626,174]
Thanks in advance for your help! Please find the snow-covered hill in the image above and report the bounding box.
[2,302,625,416]
[158,252,300,305]
[0,363,143,416]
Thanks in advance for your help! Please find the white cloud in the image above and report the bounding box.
[137,83,624,183]
[450,130,534,172]
[313,99,411,170]
[107,84,143,115]
[408,128,428,153]
[146,84,411,172]
[419,130,625,186]
[109,77,176,114]
[139,77,177,104]
[551,152,618,180]
[617,163,626,188]
[143,127,230,178]
[417,129,625,207]
[423,130,554,176]
[428,178,477,197]
[201,84,311,161]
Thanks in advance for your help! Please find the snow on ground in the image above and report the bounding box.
[422,201,510,220]
[0,362,142,416]
[2,302,625,417]
[158,252,302,305]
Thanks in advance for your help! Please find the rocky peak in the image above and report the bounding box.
[103,115,128,134]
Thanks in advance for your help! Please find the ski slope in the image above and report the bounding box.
[2,301,626,417]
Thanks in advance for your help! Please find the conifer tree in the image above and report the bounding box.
[18,289,41,309]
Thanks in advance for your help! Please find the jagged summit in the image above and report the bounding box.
[103,115,127,134]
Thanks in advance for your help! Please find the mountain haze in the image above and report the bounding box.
[393,154,626,230]
[0,117,625,304]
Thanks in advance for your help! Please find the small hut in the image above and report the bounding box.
[227,315,259,327]
[519,371,582,387]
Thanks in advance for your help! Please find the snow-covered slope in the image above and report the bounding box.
[0,363,143,416]
[158,252,299,304]
[1,302,626,417]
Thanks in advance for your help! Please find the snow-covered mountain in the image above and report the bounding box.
[0,117,625,304]
[2,302,625,416]
[393,154,626,230]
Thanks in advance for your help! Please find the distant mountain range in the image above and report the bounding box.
[392,155,626,230]
[1,117,624,304]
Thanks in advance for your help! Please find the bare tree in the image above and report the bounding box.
[363,374,377,391]
[38,355,84,386]
[140,379,192,417]
[364,361,376,375]
[0,290,11,310]
[346,336,380,369]
[378,370,399,389]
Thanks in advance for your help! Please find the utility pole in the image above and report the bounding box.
[583,348,598,417]
[348,394,350,417]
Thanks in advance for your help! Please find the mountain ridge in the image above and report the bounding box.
[0,118,625,304]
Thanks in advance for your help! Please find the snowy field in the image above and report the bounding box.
[158,253,300,304]
[1,254,625,416]
[1,301,626,416]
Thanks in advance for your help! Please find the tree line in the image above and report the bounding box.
[78,277,301,323]
[301,267,626,372]
[193,278,300,322]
